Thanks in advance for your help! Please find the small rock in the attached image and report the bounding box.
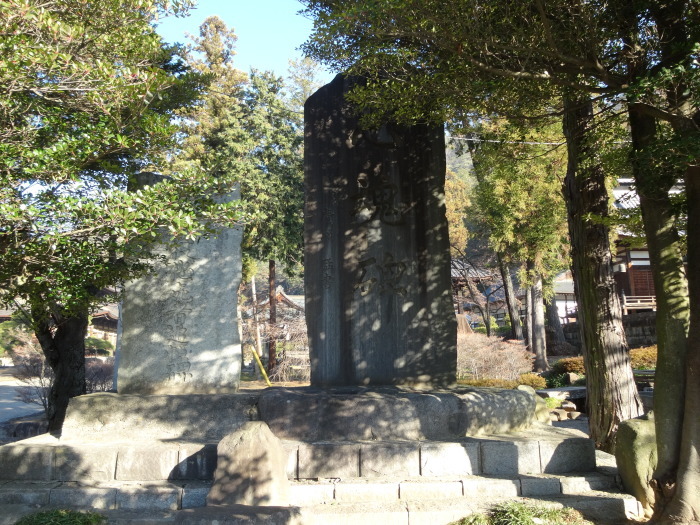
[552,409,568,421]
[560,400,577,412]
[565,372,580,385]
[567,411,582,420]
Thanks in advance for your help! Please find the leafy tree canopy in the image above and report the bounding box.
[0,1,242,323]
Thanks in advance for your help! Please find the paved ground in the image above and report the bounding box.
[0,366,43,424]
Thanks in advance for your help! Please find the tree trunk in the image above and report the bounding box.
[529,263,548,372]
[656,166,700,523]
[546,297,566,344]
[250,276,264,379]
[627,106,690,489]
[499,254,523,340]
[268,259,277,373]
[483,300,492,337]
[562,94,642,452]
[525,287,533,351]
[33,309,88,434]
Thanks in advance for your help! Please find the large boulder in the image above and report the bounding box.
[207,422,290,507]
[615,411,657,517]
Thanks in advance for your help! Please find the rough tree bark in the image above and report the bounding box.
[656,166,700,523]
[498,254,523,340]
[528,261,548,372]
[32,309,88,434]
[562,94,642,451]
[525,287,533,350]
[627,107,690,493]
[545,298,566,345]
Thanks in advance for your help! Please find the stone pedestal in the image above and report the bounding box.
[117,184,243,394]
[304,75,456,387]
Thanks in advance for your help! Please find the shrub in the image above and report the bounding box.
[545,373,568,388]
[85,358,114,392]
[630,345,657,370]
[550,356,586,375]
[457,333,533,382]
[451,501,591,525]
[85,337,114,357]
[15,509,105,525]
[517,373,546,389]
[544,397,562,409]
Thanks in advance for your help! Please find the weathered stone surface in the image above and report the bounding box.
[259,386,536,441]
[289,482,335,506]
[60,392,258,442]
[615,413,657,517]
[117,180,243,394]
[360,442,420,478]
[420,441,479,476]
[304,74,456,387]
[461,477,520,498]
[520,476,561,496]
[298,442,360,479]
[0,445,53,480]
[49,486,117,509]
[539,438,596,473]
[175,444,218,480]
[175,505,303,525]
[207,422,290,507]
[334,481,399,503]
[115,445,180,481]
[54,446,117,482]
[399,480,463,500]
[481,440,541,475]
[116,485,180,510]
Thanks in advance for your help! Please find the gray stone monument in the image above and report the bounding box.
[116,176,243,394]
[304,74,457,387]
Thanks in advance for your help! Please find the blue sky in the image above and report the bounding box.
[155,0,334,81]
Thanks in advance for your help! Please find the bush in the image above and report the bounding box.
[545,373,568,388]
[85,337,114,357]
[517,373,546,389]
[451,501,591,525]
[630,345,657,370]
[550,356,586,375]
[15,509,105,525]
[457,333,533,382]
[85,358,114,392]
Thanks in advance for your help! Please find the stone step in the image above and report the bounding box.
[289,472,619,505]
[0,491,642,525]
[0,472,618,510]
[0,427,596,483]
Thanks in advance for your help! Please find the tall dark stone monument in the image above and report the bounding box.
[305,75,456,387]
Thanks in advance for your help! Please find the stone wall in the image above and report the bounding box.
[562,311,657,350]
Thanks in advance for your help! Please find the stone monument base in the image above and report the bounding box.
[0,388,644,524]
[57,386,536,443]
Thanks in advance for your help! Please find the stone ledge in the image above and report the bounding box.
[0,427,597,483]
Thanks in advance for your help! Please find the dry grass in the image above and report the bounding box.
[457,333,534,382]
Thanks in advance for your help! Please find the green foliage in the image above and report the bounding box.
[468,118,569,282]
[84,337,114,356]
[546,373,569,389]
[545,397,562,409]
[630,346,658,370]
[518,373,547,389]
[174,19,312,281]
[0,2,242,327]
[451,501,591,525]
[0,321,23,355]
[14,509,105,525]
[551,357,586,375]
